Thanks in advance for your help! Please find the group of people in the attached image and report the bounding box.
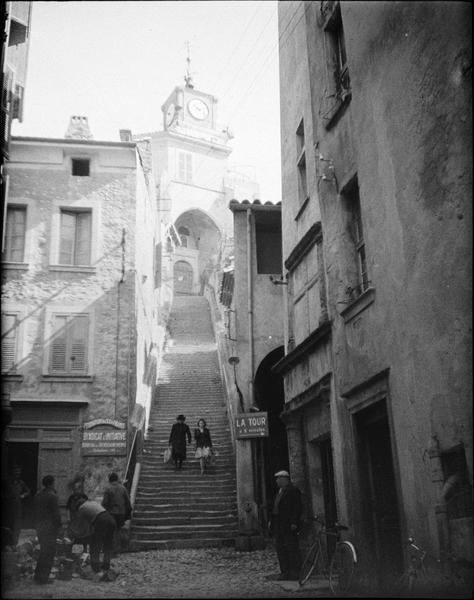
[168,415,213,475]
[32,471,131,584]
[167,414,302,581]
[5,427,302,585]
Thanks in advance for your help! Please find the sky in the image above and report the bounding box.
[12,0,282,202]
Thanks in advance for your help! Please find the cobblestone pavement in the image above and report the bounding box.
[3,545,333,599]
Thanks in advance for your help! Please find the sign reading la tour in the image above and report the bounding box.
[235,412,269,439]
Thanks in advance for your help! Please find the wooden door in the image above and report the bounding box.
[174,260,194,295]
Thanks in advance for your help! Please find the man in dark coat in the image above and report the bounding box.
[102,472,132,552]
[168,414,192,470]
[66,476,89,552]
[33,475,62,584]
[75,499,116,573]
[10,466,31,546]
[269,470,302,581]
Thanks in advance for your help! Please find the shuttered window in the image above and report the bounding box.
[50,314,89,374]
[1,312,19,372]
[59,210,91,265]
[3,205,26,262]
[178,152,193,183]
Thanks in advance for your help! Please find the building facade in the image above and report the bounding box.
[1,117,162,520]
[277,0,472,584]
[2,1,32,162]
[216,200,286,535]
[2,2,32,432]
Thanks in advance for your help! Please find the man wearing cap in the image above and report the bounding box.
[269,470,302,581]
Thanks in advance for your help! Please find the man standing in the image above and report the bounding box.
[33,475,62,584]
[269,470,303,581]
[10,466,31,546]
[75,499,116,573]
[102,472,132,552]
[168,414,192,470]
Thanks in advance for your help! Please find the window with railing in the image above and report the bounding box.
[321,1,351,127]
[326,4,350,100]
[341,176,369,301]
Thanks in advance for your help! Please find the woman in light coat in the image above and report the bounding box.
[194,418,213,475]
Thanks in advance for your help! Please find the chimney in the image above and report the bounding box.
[119,129,132,142]
[65,116,93,140]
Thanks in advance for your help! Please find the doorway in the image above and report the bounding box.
[254,346,289,525]
[174,260,194,295]
[6,442,39,528]
[318,437,338,528]
[355,400,403,579]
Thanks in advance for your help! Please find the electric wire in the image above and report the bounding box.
[208,0,265,93]
[190,2,310,189]
[170,2,314,195]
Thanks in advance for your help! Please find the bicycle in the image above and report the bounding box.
[298,514,358,595]
[396,535,472,596]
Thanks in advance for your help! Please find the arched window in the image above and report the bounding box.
[178,226,190,248]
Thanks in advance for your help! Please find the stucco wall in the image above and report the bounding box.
[3,140,161,498]
[278,0,322,262]
[280,0,472,561]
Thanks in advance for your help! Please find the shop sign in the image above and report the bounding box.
[82,418,127,455]
[235,412,269,439]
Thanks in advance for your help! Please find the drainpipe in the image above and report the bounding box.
[428,435,451,566]
[246,208,254,407]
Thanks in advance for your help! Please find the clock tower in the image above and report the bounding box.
[161,85,230,148]
[136,73,243,298]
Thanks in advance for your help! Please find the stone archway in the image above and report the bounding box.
[254,346,288,524]
[173,209,222,296]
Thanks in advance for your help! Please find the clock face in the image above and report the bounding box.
[165,103,176,127]
[188,98,209,120]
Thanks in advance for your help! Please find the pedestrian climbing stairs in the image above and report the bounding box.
[130,295,238,550]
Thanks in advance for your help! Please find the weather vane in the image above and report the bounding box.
[184,40,194,88]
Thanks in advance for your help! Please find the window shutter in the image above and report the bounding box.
[1,313,18,372]
[75,212,91,265]
[178,152,186,181]
[50,315,67,372]
[59,211,76,265]
[186,153,193,183]
[69,315,88,372]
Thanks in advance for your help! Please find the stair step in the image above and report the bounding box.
[130,528,238,541]
[132,295,238,550]
[129,538,236,551]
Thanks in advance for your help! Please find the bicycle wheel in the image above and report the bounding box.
[299,540,322,585]
[329,541,356,594]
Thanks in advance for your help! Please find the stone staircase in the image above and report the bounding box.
[130,295,238,550]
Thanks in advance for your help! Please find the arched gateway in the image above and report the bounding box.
[253,346,289,524]
[172,208,222,296]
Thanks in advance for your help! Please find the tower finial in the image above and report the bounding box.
[184,40,194,88]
